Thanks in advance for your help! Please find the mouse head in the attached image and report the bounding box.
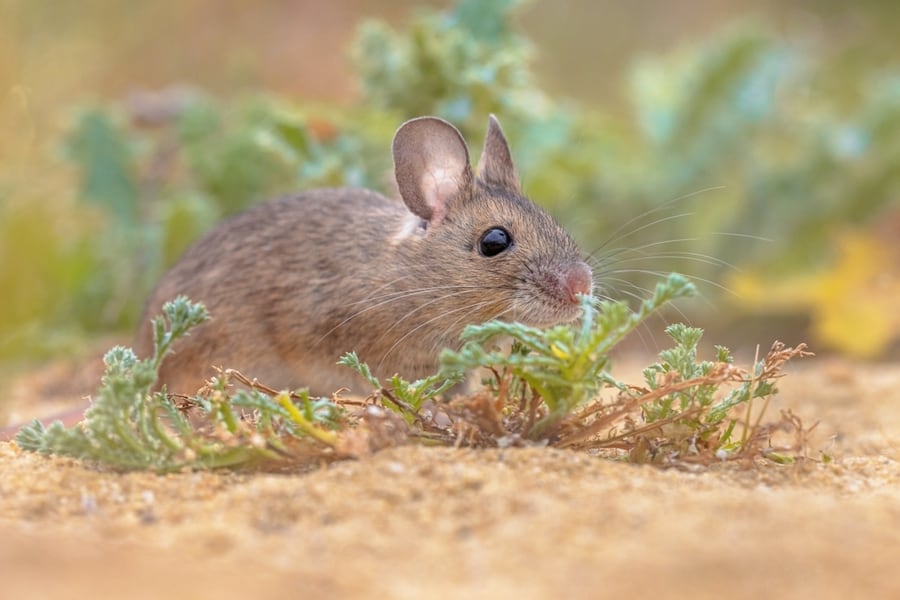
[391,115,593,328]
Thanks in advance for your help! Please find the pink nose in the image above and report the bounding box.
[564,263,593,303]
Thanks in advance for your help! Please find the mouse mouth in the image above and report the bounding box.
[510,261,595,328]
[514,300,587,329]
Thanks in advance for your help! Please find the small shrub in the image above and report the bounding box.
[16,297,345,472]
[17,275,812,471]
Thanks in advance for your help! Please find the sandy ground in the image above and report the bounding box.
[1,355,899,600]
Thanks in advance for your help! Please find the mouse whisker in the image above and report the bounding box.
[369,287,497,350]
[345,281,483,307]
[589,212,696,259]
[313,285,486,346]
[588,186,725,255]
[376,298,499,372]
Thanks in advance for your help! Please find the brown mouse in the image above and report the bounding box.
[136,115,593,396]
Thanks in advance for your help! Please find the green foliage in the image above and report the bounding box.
[344,271,806,461]
[175,97,385,216]
[338,351,462,422]
[441,274,696,436]
[352,0,549,140]
[0,96,391,359]
[640,323,777,448]
[16,297,343,472]
[0,198,93,358]
[350,0,581,193]
[631,324,810,460]
[586,25,900,282]
[16,275,809,469]
[4,0,899,363]
[65,108,140,226]
[640,324,733,423]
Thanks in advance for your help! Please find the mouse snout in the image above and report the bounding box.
[563,262,593,303]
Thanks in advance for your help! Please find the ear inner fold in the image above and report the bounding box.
[392,117,473,225]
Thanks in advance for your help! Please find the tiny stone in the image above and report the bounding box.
[81,493,98,515]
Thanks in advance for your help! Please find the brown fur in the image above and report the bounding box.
[136,116,592,395]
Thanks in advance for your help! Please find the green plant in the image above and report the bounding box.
[352,0,551,140]
[16,297,343,472]
[4,0,899,364]
[16,272,811,470]
[439,273,696,438]
[337,351,462,424]
[629,324,811,463]
[433,275,810,461]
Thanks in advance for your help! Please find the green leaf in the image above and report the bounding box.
[441,273,697,438]
[15,297,341,472]
[65,109,139,226]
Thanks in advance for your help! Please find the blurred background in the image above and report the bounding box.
[1,0,899,390]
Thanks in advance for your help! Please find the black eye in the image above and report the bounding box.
[478,227,513,257]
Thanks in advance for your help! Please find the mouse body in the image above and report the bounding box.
[136,116,593,395]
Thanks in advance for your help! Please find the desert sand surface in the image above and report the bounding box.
[1,356,898,599]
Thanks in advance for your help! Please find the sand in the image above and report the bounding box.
[1,356,898,599]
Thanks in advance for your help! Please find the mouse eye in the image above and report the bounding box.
[478,227,513,257]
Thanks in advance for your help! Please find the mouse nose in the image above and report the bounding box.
[564,263,593,303]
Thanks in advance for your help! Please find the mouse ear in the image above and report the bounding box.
[393,116,473,225]
[476,115,520,193]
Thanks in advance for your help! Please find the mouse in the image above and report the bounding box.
[135,115,594,396]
